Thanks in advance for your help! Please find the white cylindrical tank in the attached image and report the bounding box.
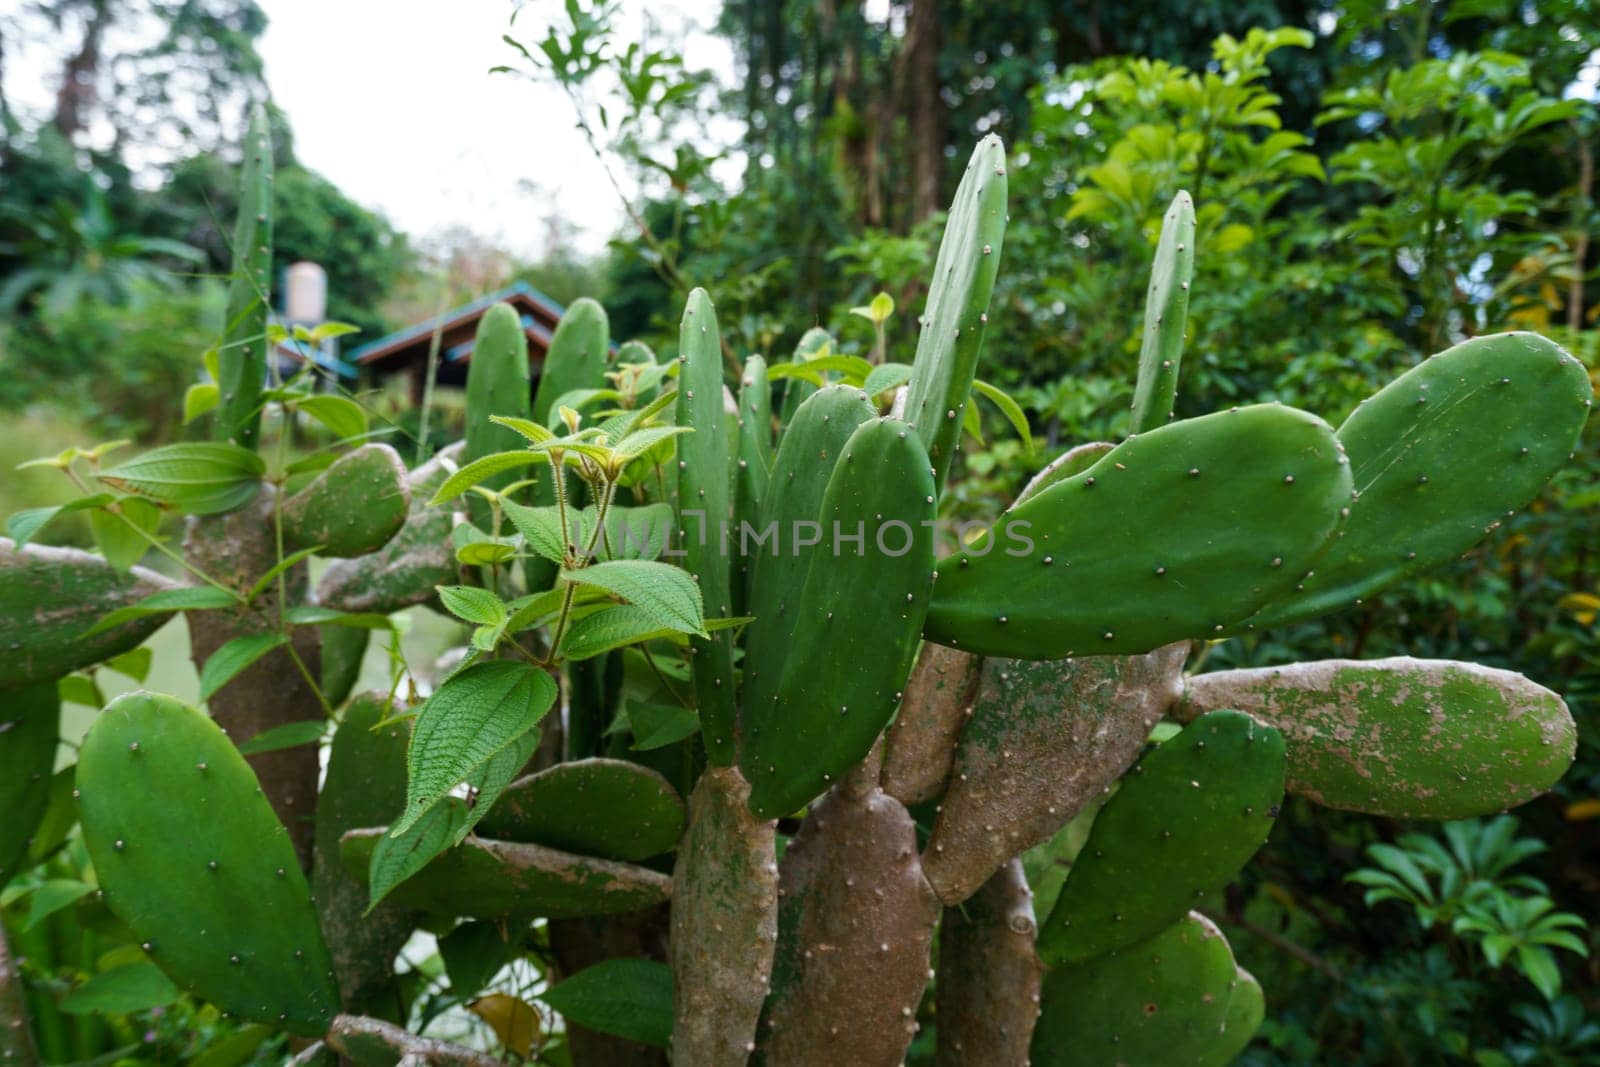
[284,261,328,323]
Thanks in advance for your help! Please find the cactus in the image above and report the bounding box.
[282,443,410,558]
[0,683,59,886]
[1037,711,1285,964]
[1175,657,1575,818]
[2,122,1588,1064]
[76,691,339,1035]
[214,102,272,449]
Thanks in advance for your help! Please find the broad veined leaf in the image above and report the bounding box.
[295,395,368,440]
[489,414,555,444]
[183,382,220,424]
[5,496,113,547]
[611,425,693,464]
[103,647,153,683]
[503,500,571,563]
[59,963,179,1015]
[625,702,700,751]
[559,560,706,636]
[199,632,288,700]
[238,719,328,756]
[559,604,680,661]
[394,661,558,836]
[281,606,395,630]
[539,958,673,1049]
[24,879,95,931]
[430,450,542,505]
[97,443,265,515]
[89,497,163,571]
[863,362,913,397]
[82,585,241,637]
[469,994,541,1057]
[436,585,508,627]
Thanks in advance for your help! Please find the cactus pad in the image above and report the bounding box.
[477,757,685,862]
[77,692,339,1035]
[282,444,410,558]
[463,302,532,531]
[215,103,272,449]
[1,540,177,688]
[0,682,59,885]
[740,417,936,818]
[670,766,778,1066]
[675,288,738,765]
[1038,710,1284,964]
[1014,441,1114,506]
[901,134,1008,491]
[1129,192,1196,434]
[339,831,670,920]
[1177,657,1575,819]
[922,645,1188,904]
[1030,912,1240,1067]
[1249,333,1592,628]
[924,403,1352,658]
[733,353,773,614]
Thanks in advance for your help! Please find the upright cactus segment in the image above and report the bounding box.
[740,417,936,818]
[313,693,414,1013]
[339,831,671,920]
[757,784,940,1067]
[1248,333,1592,628]
[901,134,1008,491]
[532,296,610,426]
[934,860,1041,1066]
[670,766,778,1067]
[1129,192,1196,434]
[1031,912,1246,1066]
[776,327,832,430]
[1,540,176,688]
[740,385,876,697]
[215,102,273,449]
[478,758,685,862]
[733,354,772,614]
[1177,657,1576,818]
[880,643,980,805]
[463,303,532,531]
[1038,711,1285,964]
[675,289,738,764]
[315,443,462,615]
[77,692,339,1036]
[0,683,59,886]
[922,645,1188,904]
[1205,967,1265,1067]
[282,443,410,558]
[925,404,1352,658]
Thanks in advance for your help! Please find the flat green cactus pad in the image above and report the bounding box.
[1,540,177,688]
[901,134,1008,491]
[1248,333,1592,628]
[740,417,937,818]
[463,301,533,532]
[1200,966,1265,1067]
[1038,710,1284,964]
[0,682,59,885]
[77,692,339,1035]
[670,766,778,1067]
[922,646,1188,905]
[1177,657,1576,819]
[1030,912,1240,1067]
[312,692,415,1009]
[476,757,685,862]
[314,445,462,615]
[531,297,609,426]
[924,403,1352,658]
[282,444,410,558]
[775,326,832,429]
[1129,192,1196,434]
[676,288,737,765]
[339,830,671,920]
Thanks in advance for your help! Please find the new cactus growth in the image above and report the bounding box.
[1,116,1589,1065]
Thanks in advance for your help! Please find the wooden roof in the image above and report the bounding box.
[348,282,565,372]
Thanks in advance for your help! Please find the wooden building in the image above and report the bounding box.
[347,282,566,403]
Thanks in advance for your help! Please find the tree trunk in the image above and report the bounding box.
[899,0,944,222]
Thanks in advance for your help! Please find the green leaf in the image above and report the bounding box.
[103,647,153,683]
[430,451,541,505]
[456,540,518,566]
[560,604,678,661]
[281,606,393,630]
[440,921,518,997]
[24,879,95,931]
[863,363,913,397]
[394,661,558,836]
[198,632,288,701]
[89,497,163,571]
[368,798,470,911]
[295,395,369,440]
[97,443,265,515]
[437,585,508,626]
[59,963,179,1015]
[503,500,570,563]
[58,674,103,709]
[82,585,241,637]
[611,425,692,464]
[6,496,113,547]
[238,720,328,756]
[308,321,361,342]
[183,382,220,424]
[539,959,673,1048]
[559,560,706,636]
[626,702,700,751]
[245,545,323,603]
[489,415,555,444]
[972,379,1033,452]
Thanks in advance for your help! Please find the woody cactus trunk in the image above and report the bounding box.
[0,115,1591,1067]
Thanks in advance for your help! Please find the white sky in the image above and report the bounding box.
[3,0,735,257]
